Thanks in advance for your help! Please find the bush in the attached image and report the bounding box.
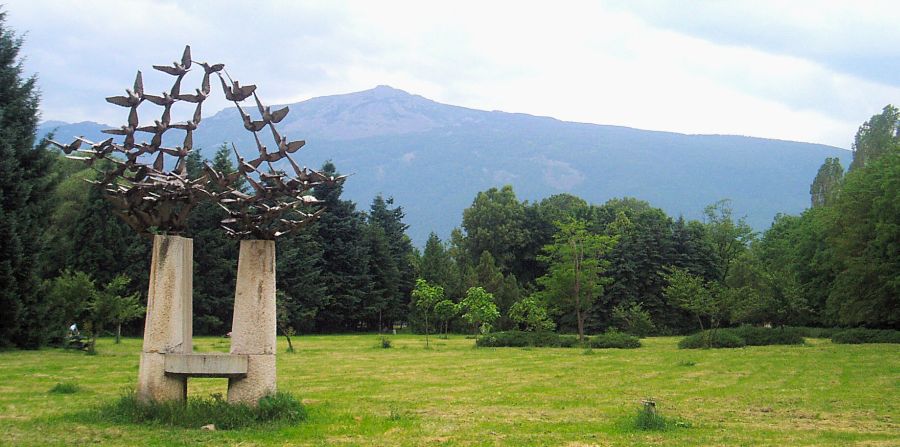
[476,331,586,348]
[99,389,306,429]
[730,326,804,346]
[590,330,641,349]
[49,382,80,394]
[678,330,745,349]
[831,328,900,344]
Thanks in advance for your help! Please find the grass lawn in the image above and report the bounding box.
[0,334,897,446]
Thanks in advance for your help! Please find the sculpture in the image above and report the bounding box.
[50,45,343,405]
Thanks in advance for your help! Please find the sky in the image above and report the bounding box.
[6,0,900,149]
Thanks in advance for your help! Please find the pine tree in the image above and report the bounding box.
[0,13,60,347]
[313,161,371,331]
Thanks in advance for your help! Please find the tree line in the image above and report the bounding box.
[1,12,897,350]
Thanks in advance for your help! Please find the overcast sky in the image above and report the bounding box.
[6,0,899,148]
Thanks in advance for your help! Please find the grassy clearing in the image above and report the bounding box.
[0,334,897,446]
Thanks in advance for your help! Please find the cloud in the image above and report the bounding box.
[4,0,897,148]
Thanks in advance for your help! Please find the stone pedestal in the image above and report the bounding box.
[136,235,193,403]
[227,240,277,405]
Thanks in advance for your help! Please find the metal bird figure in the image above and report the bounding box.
[153,45,192,76]
[106,71,144,107]
[220,74,256,102]
[253,93,289,124]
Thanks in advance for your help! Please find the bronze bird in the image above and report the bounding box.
[219,74,256,102]
[106,71,144,108]
[49,138,82,154]
[253,93,289,124]
[177,88,209,104]
[153,46,192,76]
[236,103,265,132]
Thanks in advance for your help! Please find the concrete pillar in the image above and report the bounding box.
[228,239,277,405]
[136,235,193,403]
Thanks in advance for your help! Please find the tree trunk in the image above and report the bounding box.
[424,314,430,348]
[115,323,121,344]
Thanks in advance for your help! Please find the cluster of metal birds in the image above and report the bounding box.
[50,46,344,239]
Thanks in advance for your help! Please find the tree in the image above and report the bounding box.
[460,286,499,342]
[367,195,415,330]
[508,295,555,332]
[89,275,145,345]
[849,105,899,171]
[703,200,755,282]
[462,185,530,275]
[610,302,655,337]
[826,148,900,328]
[433,299,459,338]
[313,161,371,331]
[0,12,59,347]
[534,219,617,341]
[663,268,731,347]
[810,157,844,208]
[186,145,239,335]
[42,270,96,343]
[411,278,444,347]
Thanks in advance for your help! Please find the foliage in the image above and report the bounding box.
[678,330,745,349]
[48,382,80,394]
[508,295,555,332]
[826,148,900,328]
[831,328,900,344]
[411,278,444,347]
[535,219,617,341]
[663,268,732,346]
[0,12,59,348]
[849,105,899,171]
[88,275,144,345]
[589,330,641,349]
[729,326,805,346]
[99,389,306,430]
[461,185,530,275]
[432,299,459,338]
[460,286,499,341]
[475,331,579,348]
[611,302,655,337]
[810,157,844,207]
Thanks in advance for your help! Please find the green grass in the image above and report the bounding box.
[0,334,897,446]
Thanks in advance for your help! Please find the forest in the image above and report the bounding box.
[0,9,897,349]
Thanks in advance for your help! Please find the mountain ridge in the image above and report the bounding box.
[38,85,851,246]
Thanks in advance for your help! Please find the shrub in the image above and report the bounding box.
[49,382,80,394]
[611,302,656,337]
[678,330,745,349]
[99,389,306,429]
[476,331,585,348]
[590,330,641,349]
[634,401,669,431]
[831,328,900,344]
[379,337,392,349]
[730,326,804,346]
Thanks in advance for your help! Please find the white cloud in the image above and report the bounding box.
[5,0,897,148]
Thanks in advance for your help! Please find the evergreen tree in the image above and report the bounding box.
[367,195,415,328]
[0,13,62,346]
[313,161,371,331]
[277,227,326,333]
[185,146,239,335]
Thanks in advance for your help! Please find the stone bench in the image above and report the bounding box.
[164,353,248,379]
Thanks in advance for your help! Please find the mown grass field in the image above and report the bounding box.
[0,334,897,446]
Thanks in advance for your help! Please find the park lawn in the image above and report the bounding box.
[0,334,897,446]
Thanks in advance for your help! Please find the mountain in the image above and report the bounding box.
[38,85,852,246]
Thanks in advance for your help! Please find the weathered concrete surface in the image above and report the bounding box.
[138,352,186,402]
[137,235,193,403]
[227,354,276,405]
[230,240,276,355]
[164,353,248,378]
[228,240,277,406]
[142,235,193,354]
